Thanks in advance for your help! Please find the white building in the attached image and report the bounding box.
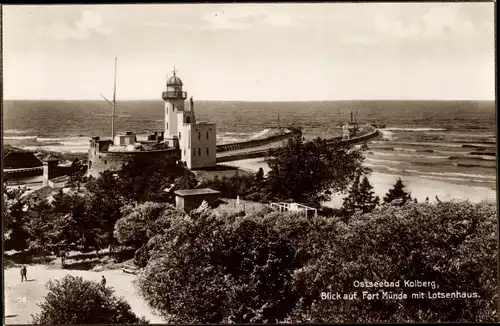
[162,69,217,169]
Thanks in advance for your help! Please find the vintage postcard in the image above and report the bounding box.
[2,3,497,324]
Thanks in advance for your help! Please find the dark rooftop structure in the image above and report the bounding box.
[174,188,221,213]
[4,151,44,170]
[42,154,59,163]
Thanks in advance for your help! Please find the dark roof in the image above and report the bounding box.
[4,152,44,169]
[174,188,221,197]
[167,75,183,86]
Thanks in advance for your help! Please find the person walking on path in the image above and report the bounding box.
[101,275,106,288]
[20,265,27,282]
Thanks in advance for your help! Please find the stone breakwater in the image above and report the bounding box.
[216,127,302,153]
[216,125,380,163]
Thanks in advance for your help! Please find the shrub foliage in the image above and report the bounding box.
[32,275,148,324]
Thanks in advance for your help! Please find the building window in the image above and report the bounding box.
[179,132,181,140]
[193,148,196,156]
[104,160,107,165]
[206,132,209,140]
[206,148,209,155]
[198,148,201,156]
[198,132,201,140]
[167,122,169,129]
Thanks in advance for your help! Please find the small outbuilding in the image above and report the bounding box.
[174,188,221,213]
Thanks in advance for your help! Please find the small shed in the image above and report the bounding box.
[48,175,70,188]
[174,188,221,213]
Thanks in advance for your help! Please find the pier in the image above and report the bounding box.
[216,125,380,163]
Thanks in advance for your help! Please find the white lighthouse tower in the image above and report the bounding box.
[161,67,217,169]
[163,67,187,148]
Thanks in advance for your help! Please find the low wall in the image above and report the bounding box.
[217,127,380,163]
[216,127,302,153]
[216,150,269,163]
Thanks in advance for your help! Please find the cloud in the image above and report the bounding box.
[342,4,482,45]
[142,21,196,30]
[38,10,112,40]
[420,6,475,38]
[201,7,299,30]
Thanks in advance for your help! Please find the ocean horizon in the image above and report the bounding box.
[3,99,497,193]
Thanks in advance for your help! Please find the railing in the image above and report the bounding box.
[270,202,317,217]
[162,91,187,100]
[4,166,43,174]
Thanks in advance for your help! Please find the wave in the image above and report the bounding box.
[224,132,253,136]
[365,158,409,165]
[4,129,31,134]
[449,140,496,145]
[404,169,496,181]
[372,141,463,148]
[383,127,447,132]
[217,136,246,144]
[4,135,38,140]
[363,163,403,173]
[379,130,394,140]
[461,144,495,149]
[22,145,89,154]
[368,151,450,160]
[419,175,496,185]
[250,129,271,139]
[449,155,496,162]
[452,162,496,169]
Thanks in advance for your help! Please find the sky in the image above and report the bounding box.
[2,3,495,101]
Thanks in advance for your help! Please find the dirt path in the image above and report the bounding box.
[4,265,165,324]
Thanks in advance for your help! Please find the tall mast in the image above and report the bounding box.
[111,57,117,142]
[277,113,280,128]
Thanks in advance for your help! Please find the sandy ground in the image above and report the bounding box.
[4,265,165,324]
[231,158,497,207]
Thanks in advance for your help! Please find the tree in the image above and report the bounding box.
[173,172,198,190]
[289,201,497,323]
[341,174,361,217]
[255,167,265,182]
[117,157,191,203]
[114,202,175,249]
[137,208,301,323]
[3,184,30,251]
[67,159,87,191]
[357,176,379,213]
[383,177,412,204]
[265,135,366,206]
[83,171,127,251]
[32,275,148,324]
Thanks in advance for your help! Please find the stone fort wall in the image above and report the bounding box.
[88,148,180,178]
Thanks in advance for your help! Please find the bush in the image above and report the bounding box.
[290,201,497,323]
[32,275,148,324]
[137,208,301,323]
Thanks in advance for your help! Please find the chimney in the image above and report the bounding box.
[42,155,59,187]
[190,97,196,123]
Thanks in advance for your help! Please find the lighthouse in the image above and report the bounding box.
[162,67,187,148]
[161,67,217,169]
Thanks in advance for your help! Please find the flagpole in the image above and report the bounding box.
[111,57,117,142]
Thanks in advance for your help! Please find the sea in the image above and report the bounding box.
[3,100,497,195]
